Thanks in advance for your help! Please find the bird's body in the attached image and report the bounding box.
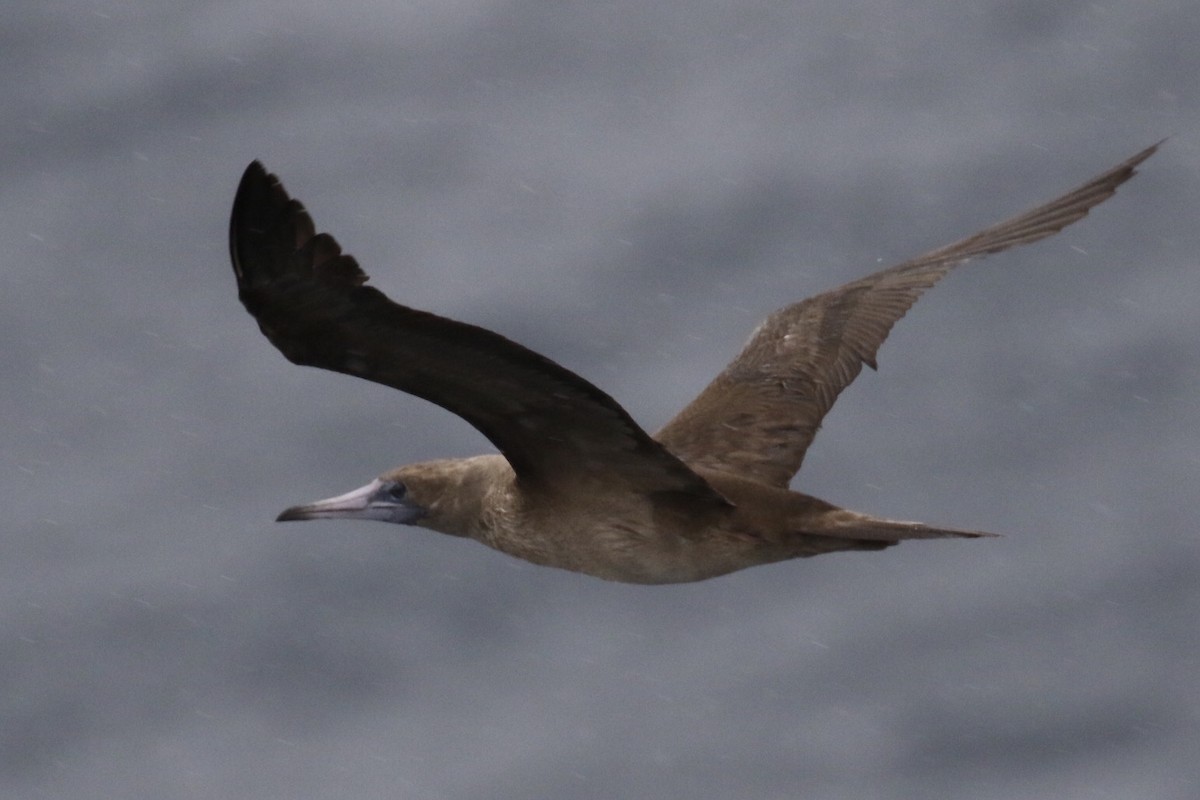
[230,143,1157,583]
[371,455,981,583]
[372,456,889,583]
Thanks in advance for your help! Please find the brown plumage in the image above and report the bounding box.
[229,143,1157,583]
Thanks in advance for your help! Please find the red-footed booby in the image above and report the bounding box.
[229,143,1157,583]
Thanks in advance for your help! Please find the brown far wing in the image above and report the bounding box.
[230,162,727,505]
[656,142,1160,488]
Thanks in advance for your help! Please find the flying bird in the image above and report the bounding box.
[229,143,1157,584]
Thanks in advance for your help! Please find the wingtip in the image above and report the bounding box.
[229,159,299,287]
[1126,139,1164,171]
[236,160,273,194]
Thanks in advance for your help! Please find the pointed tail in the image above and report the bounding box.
[806,509,1000,542]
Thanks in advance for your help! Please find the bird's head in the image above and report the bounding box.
[275,455,513,538]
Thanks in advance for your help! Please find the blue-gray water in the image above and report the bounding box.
[3,2,1198,798]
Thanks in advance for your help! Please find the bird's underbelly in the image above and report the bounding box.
[482,518,771,584]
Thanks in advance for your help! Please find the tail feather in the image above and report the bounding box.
[807,510,1000,542]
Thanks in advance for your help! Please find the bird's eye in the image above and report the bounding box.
[380,481,407,502]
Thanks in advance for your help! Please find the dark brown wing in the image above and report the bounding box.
[656,143,1160,488]
[230,161,727,504]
